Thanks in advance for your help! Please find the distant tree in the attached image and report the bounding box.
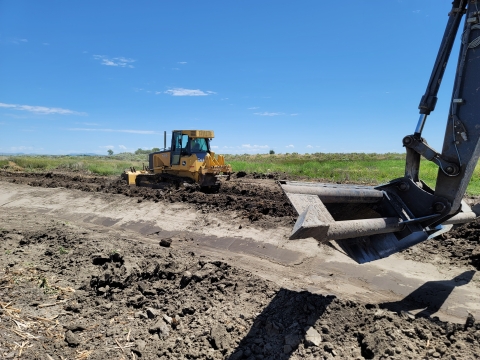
[152,147,160,152]
[107,149,114,156]
[269,150,275,155]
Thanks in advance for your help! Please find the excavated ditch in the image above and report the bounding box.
[0,170,296,229]
[1,170,480,270]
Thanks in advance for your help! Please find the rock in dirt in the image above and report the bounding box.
[180,271,192,288]
[465,312,475,329]
[192,262,217,282]
[159,238,172,247]
[304,326,322,346]
[146,307,159,319]
[149,321,170,339]
[64,330,81,347]
[163,314,172,324]
[209,324,231,350]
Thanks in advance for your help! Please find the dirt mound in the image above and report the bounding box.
[1,217,480,359]
[402,219,480,271]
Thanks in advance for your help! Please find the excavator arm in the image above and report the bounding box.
[280,0,480,263]
[400,0,480,223]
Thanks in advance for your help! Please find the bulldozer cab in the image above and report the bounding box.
[171,131,211,165]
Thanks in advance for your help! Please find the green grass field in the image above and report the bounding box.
[0,155,145,176]
[2,152,480,195]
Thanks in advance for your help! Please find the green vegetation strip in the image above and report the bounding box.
[3,156,145,176]
[2,153,480,195]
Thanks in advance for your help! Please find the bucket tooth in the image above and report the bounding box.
[290,205,330,241]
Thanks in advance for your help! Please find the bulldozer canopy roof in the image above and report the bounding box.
[174,130,214,138]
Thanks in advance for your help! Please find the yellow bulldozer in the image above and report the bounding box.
[123,130,232,189]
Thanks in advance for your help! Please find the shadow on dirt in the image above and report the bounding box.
[379,270,476,318]
[227,289,335,360]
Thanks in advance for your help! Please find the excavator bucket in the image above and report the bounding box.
[279,180,477,263]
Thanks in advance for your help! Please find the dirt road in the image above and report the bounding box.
[1,171,480,359]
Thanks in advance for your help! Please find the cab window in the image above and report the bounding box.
[190,138,209,152]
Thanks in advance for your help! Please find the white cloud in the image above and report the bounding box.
[99,145,115,149]
[178,61,187,64]
[413,10,421,14]
[119,145,127,150]
[93,55,136,68]
[241,144,269,149]
[254,112,284,116]
[0,102,86,115]
[9,38,28,44]
[306,145,313,148]
[68,128,158,135]
[211,145,219,149]
[43,42,50,46]
[164,88,216,96]
[290,113,298,116]
[286,144,295,148]
[248,107,259,110]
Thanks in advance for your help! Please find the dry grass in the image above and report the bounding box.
[0,267,75,359]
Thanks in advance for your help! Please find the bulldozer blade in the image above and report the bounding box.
[198,173,219,188]
[134,174,171,189]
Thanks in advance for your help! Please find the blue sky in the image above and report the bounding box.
[0,0,460,155]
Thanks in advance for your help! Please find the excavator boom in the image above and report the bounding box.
[281,1,480,263]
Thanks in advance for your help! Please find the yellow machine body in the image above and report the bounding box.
[124,130,231,188]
